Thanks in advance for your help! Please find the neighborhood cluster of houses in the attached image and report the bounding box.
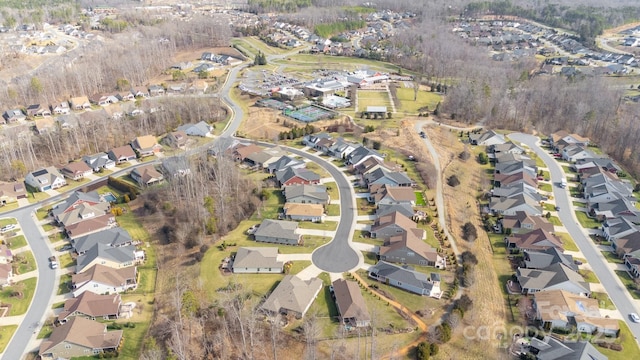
[38,192,146,358]
[474,129,620,339]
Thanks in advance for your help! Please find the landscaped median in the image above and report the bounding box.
[0,277,37,316]
[0,325,18,353]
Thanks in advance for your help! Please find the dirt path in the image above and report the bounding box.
[603,21,640,36]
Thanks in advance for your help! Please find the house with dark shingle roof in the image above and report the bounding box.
[376,203,414,219]
[523,247,577,271]
[39,317,123,359]
[52,191,110,227]
[505,228,563,252]
[370,211,422,239]
[363,167,413,188]
[524,336,606,360]
[284,184,329,205]
[107,145,136,164]
[275,167,321,188]
[469,129,505,146]
[82,153,116,172]
[61,161,93,181]
[76,243,137,273]
[368,261,441,297]
[130,164,164,186]
[72,227,134,255]
[379,230,444,268]
[253,219,301,245]
[332,279,371,328]
[261,275,323,318]
[25,167,67,191]
[267,155,306,174]
[232,247,283,274]
[177,121,213,137]
[501,211,554,234]
[516,263,590,296]
[369,184,416,206]
[346,146,383,167]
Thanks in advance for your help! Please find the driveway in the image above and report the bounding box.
[509,133,640,342]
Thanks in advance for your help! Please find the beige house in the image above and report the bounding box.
[131,135,161,157]
[0,181,26,206]
[39,317,123,359]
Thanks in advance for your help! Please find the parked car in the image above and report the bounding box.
[630,313,640,323]
[49,256,58,269]
[0,224,16,233]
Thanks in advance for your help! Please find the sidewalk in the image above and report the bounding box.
[297,229,336,237]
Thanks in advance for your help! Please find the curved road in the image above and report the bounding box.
[509,133,640,343]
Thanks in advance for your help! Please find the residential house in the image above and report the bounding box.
[130,164,164,187]
[561,145,595,163]
[573,158,620,175]
[232,247,283,274]
[516,263,590,296]
[363,168,413,189]
[283,203,324,222]
[56,114,79,130]
[379,230,444,268]
[370,211,422,239]
[246,146,288,170]
[376,203,415,219]
[65,214,117,240]
[601,216,639,241]
[583,169,634,207]
[161,156,191,177]
[102,103,124,120]
[611,230,640,259]
[82,153,116,172]
[0,181,26,206]
[38,317,123,359]
[346,146,383,167]
[505,228,563,252]
[58,292,122,323]
[494,160,537,178]
[25,167,67,191]
[369,184,416,207]
[469,129,506,146]
[34,117,57,134]
[26,104,52,117]
[229,143,263,162]
[354,156,403,177]
[493,171,538,189]
[625,256,640,278]
[523,247,577,271]
[164,130,188,148]
[488,141,525,156]
[489,193,543,216]
[107,145,136,164]
[130,87,149,98]
[71,264,137,297]
[69,96,91,110]
[177,121,213,137]
[327,138,359,159]
[76,243,137,273]
[2,109,26,123]
[368,261,442,297]
[533,290,619,335]
[266,156,306,174]
[283,184,329,205]
[302,133,332,150]
[51,101,71,115]
[253,219,301,245]
[115,92,135,102]
[501,211,555,234]
[332,279,371,328]
[524,336,606,360]
[0,263,13,287]
[61,161,93,181]
[590,197,640,222]
[188,79,210,94]
[261,275,323,318]
[148,84,165,96]
[0,245,12,264]
[52,191,111,228]
[72,227,134,255]
[131,135,161,157]
[275,167,321,188]
[550,130,590,151]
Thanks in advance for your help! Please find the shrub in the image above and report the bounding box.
[478,152,488,164]
[461,222,477,242]
[447,175,460,187]
[200,244,209,253]
[459,151,470,161]
[416,342,430,360]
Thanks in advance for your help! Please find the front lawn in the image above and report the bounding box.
[297,221,338,231]
[555,232,579,252]
[48,232,66,243]
[614,270,640,299]
[575,211,601,229]
[538,183,552,192]
[0,325,17,353]
[324,181,339,201]
[326,204,340,216]
[14,250,36,274]
[542,203,556,212]
[300,235,331,249]
[598,320,640,360]
[591,292,615,310]
[356,197,376,215]
[5,235,27,249]
[58,253,76,268]
[602,251,624,264]
[0,218,17,227]
[42,223,58,232]
[57,274,72,295]
[396,87,441,113]
[415,191,426,206]
[26,191,50,204]
[36,207,51,220]
[547,216,562,226]
[0,202,19,213]
[579,269,600,283]
[0,277,37,315]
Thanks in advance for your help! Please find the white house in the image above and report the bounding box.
[25,167,67,192]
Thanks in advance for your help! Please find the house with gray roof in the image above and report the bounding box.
[611,230,640,259]
[52,191,111,227]
[232,247,283,274]
[516,263,590,296]
[561,145,595,163]
[58,292,122,323]
[82,153,116,172]
[589,197,640,222]
[573,158,620,175]
[505,228,563,252]
[327,138,359,159]
[368,261,441,297]
[582,169,634,206]
[489,193,543,216]
[523,247,577,271]
[76,243,138,273]
[25,167,67,192]
[261,275,323,318]
[246,146,288,169]
[494,161,537,178]
[346,146,383,167]
[376,203,415,219]
[469,129,505,146]
[601,216,639,241]
[488,141,524,156]
[253,219,301,245]
[275,167,321,188]
[39,317,123,359]
[501,211,554,234]
[363,167,413,188]
[332,279,371,328]
[525,336,606,360]
[72,227,134,255]
[302,133,332,150]
[284,184,329,205]
[267,155,306,174]
[177,121,213,137]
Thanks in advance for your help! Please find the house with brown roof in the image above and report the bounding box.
[332,279,371,328]
[39,317,123,359]
[533,290,619,336]
[0,263,13,287]
[283,203,325,222]
[379,230,444,268]
[61,161,94,181]
[52,191,111,228]
[500,211,555,234]
[369,184,416,206]
[505,228,563,252]
[370,211,422,239]
[34,117,56,134]
[58,292,122,323]
[69,96,91,110]
[26,104,52,117]
[107,145,136,164]
[131,135,161,157]
[130,164,164,186]
[72,264,137,297]
[516,263,590,296]
[163,130,188,148]
[232,247,283,274]
[261,275,323,318]
[229,143,263,162]
[0,181,26,206]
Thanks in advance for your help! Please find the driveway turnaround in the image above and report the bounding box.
[510,132,640,342]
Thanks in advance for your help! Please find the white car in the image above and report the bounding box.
[0,224,16,233]
[630,313,640,323]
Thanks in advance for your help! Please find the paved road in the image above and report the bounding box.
[509,133,640,342]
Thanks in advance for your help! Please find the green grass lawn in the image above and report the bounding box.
[573,201,586,207]
[575,211,601,229]
[602,251,624,264]
[326,204,340,216]
[357,90,392,111]
[0,325,17,353]
[288,261,311,275]
[0,218,17,227]
[591,292,616,310]
[362,251,378,265]
[36,207,51,220]
[15,250,36,274]
[57,274,72,295]
[41,222,58,232]
[300,235,331,249]
[37,321,54,339]
[67,177,92,189]
[285,54,401,73]
[547,216,562,226]
[542,203,556,212]
[579,269,600,283]
[5,235,26,249]
[395,88,441,113]
[26,190,50,203]
[249,189,285,221]
[48,232,66,243]
[324,181,339,201]
[0,202,19,213]
[297,221,338,231]
[304,162,330,178]
[58,253,76,268]
[614,270,640,299]
[415,191,426,206]
[0,277,36,315]
[555,232,579,252]
[539,183,552,192]
[598,321,640,360]
[352,230,379,246]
